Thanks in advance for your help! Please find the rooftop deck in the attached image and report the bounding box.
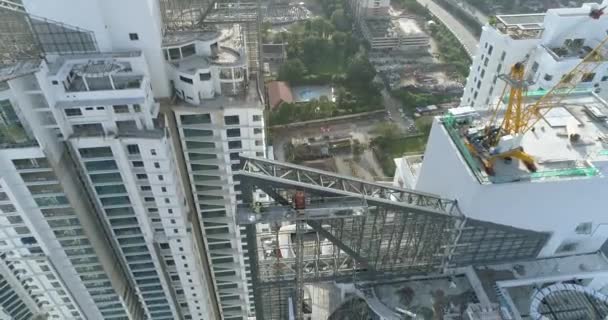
[171,46,244,75]
[476,252,608,318]
[162,30,220,47]
[494,14,545,40]
[444,93,608,184]
[168,78,262,109]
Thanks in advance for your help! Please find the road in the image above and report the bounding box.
[417,0,479,57]
[381,89,416,133]
[452,0,489,24]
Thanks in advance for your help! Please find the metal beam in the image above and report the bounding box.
[0,0,25,13]
[237,155,550,319]
[306,220,371,270]
[238,155,461,217]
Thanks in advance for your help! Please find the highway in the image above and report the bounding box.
[417,0,480,57]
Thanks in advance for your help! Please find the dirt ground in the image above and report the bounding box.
[300,149,387,181]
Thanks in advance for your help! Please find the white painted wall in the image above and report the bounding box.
[22,0,171,98]
[461,27,537,108]
[416,119,608,258]
[462,4,608,109]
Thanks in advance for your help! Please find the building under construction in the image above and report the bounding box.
[3,0,608,319]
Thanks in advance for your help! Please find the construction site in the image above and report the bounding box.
[3,0,608,319]
[367,7,465,96]
[236,4,608,320]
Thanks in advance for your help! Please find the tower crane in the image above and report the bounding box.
[465,8,608,175]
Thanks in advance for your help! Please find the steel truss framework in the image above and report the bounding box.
[0,0,98,67]
[236,156,550,319]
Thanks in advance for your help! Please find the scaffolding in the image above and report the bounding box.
[159,0,215,31]
[203,2,263,79]
[159,0,263,79]
[0,0,98,68]
[236,155,550,319]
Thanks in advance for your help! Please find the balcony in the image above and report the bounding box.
[62,60,148,101]
[67,74,143,92]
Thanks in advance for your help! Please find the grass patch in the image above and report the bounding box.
[373,135,428,176]
[429,23,472,78]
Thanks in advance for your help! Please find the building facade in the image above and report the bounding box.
[461,2,608,109]
[0,0,265,319]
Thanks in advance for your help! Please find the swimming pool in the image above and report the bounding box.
[292,85,335,102]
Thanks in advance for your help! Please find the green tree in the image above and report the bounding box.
[330,9,351,32]
[311,18,335,39]
[345,52,376,89]
[372,122,401,141]
[261,21,272,42]
[278,59,307,83]
[302,36,329,66]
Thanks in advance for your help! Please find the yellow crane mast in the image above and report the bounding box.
[466,30,608,176]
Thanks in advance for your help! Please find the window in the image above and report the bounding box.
[129,33,139,40]
[254,128,262,134]
[168,48,180,60]
[183,129,213,137]
[487,45,493,55]
[136,174,148,180]
[154,162,160,168]
[180,76,193,84]
[602,76,608,82]
[224,115,239,125]
[480,69,485,78]
[256,152,264,157]
[483,57,489,67]
[200,73,211,81]
[476,80,481,89]
[582,72,596,82]
[132,161,144,167]
[141,186,152,191]
[86,107,93,110]
[575,222,592,234]
[133,104,141,112]
[180,114,211,124]
[531,62,539,73]
[500,51,506,61]
[227,128,240,137]
[79,147,112,159]
[255,140,263,146]
[144,197,154,202]
[181,44,195,58]
[253,115,261,122]
[543,74,553,81]
[127,144,140,155]
[158,175,164,181]
[97,106,104,110]
[151,149,157,156]
[161,187,167,192]
[113,105,129,113]
[65,108,82,116]
[228,141,242,149]
[185,141,214,149]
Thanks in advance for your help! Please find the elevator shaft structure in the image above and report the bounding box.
[236,156,550,319]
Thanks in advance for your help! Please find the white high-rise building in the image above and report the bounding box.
[160,27,265,320]
[0,0,264,319]
[395,90,608,262]
[461,1,608,109]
